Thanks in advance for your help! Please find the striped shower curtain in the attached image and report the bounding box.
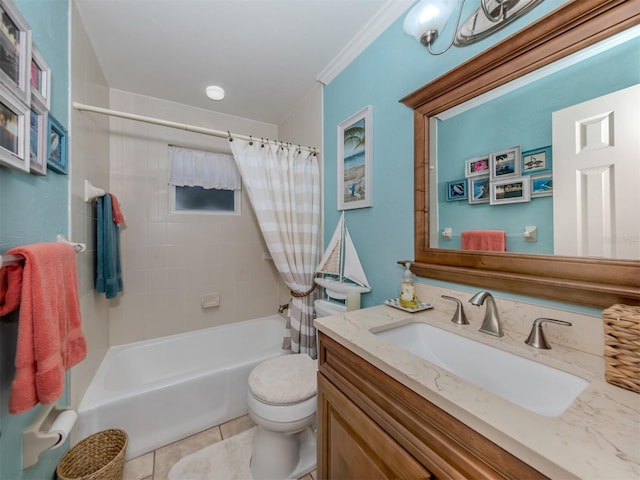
[229,138,321,358]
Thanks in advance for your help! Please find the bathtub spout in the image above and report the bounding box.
[278,303,289,314]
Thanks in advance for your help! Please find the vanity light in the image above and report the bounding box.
[205,85,225,101]
[404,0,543,55]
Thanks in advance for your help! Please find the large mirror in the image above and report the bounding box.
[401,0,640,308]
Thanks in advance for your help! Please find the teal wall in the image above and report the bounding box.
[437,37,640,254]
[0,0,70,479]
[323,0,582,309]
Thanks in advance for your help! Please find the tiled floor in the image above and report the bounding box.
[122,414,317,480]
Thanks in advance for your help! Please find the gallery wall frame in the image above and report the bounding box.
[337,105,372,210]
[0,83,29,171]
[490,177,531,205]
[29,99,47,175]
[445,179,467,201]
[47,114,67,174]
[522,145,552,175]
[530,173,553,197]
[31,45,50,111]
[465,155,490,178]
[468,175,490,204]
[489,145,521,181]
[0,0,32,106]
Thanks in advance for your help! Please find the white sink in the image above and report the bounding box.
[375,322,589,417]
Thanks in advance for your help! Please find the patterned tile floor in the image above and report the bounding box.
[122,414,317,480]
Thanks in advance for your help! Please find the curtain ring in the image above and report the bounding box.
[261,137,265,148]
[227,131,233,142]
[249,135,253,146]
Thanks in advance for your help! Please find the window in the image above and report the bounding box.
[168,145,241,215]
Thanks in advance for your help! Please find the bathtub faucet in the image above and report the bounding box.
[278,303,289,314]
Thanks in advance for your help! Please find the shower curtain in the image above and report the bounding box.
[229,138,321,358]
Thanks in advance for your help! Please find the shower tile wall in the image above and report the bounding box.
[108,90,286,346]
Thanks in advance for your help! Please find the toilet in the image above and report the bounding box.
[246,298,346,480]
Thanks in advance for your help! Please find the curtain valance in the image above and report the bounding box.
[168,146,241,190]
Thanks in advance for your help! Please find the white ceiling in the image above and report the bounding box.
[74,0,414,125]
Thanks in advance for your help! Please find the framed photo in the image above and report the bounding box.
[31,45,50,111]
[47,114,67,174]
[0,0,32,105]
[490,146,521,181]
[530,173,553,197]
[445,179,467,201]
[0,84,29,171]
[337,105,372,210]
[468,175,490,204]
[465,155,490,178]
[522,146,551,175]
[490,177,531,205]
[29,100,47,175]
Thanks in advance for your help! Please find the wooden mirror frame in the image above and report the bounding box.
[401,0,640,309]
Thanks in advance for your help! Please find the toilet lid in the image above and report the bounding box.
[248,354,317,405]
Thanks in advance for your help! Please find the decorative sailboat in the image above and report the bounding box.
[315,212,371,300]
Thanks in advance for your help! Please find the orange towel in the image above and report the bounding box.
[461,230,507,252]
[3,243,87,414]
[0,263,22,315]
[109,193,125,225]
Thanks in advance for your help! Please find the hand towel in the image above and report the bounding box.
[110,193,125,225]
[461,230,507,252]
[0,262,22,316]
[96,194,123,299]
[5,243,87,413]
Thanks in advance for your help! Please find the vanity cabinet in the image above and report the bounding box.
[317,332,548,479]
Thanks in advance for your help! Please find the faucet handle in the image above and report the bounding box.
[441,295,469,325]
[525,317,572,349]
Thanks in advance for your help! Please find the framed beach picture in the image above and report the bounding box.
[47,114,67,174]
[465,155,490,178]
[530,173,553,197]
[29,100,47,175]
[490,177,531,205]
[337,105,372,210]
[489,146,521,181]
[522,146,552,175]
[445,179,467,201]
[31,45,50,111]
[0,0,32,105]
[468,175,490,204]
[0,83,29,172]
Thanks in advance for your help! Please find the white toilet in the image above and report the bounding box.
[246,298,346,480]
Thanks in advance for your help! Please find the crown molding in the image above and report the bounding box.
[316,0,415,85]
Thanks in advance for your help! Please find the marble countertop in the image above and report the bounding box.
[315,305,640,479]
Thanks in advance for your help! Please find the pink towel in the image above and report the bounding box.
[3,243,87,414]
[461,230,506,252]
[0,263,22,315]
[109,193,125,225]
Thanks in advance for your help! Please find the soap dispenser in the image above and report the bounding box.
[399,262,418,309]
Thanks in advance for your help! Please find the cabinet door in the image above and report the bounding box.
[318,374,432,480]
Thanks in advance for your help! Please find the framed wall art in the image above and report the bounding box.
[464,155,490,178]
[29,100,47,175]
[468,175,490,204]
[522,146,552,175]
[445,179,467,201]
[47,114,67,174]
[530,173,553,197]
[337,105,372,210]
[489,145,521,181]
[0,84,29,171]
[490,177,531,205]
[0,0,32,105]
[31,45,50,110]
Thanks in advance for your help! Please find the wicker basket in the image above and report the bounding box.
[603,304,640,394]
[56,429,127,480]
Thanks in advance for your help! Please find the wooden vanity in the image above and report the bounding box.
[318,332,546,479]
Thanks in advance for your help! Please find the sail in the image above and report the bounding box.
[343,228,370,288]
[316,213,343,276]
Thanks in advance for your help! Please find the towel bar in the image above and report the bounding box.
[1,236,86,268]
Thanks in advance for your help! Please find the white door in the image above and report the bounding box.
[552,83,640,259]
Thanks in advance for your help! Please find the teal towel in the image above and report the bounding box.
[96,194,123,298]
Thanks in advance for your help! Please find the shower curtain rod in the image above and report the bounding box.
[72,102,320,154]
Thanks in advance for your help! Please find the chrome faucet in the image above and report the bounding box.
[469,291,503,337]
[525,318,572,349]
[278,303,289,314]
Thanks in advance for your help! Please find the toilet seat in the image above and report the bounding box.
[248,354,317,405]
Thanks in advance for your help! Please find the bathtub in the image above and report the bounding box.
[76,315,287,459]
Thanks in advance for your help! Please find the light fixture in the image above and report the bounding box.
[404,0,543,55]
[205,85,225,101]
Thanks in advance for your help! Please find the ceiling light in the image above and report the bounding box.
[404,0,543,55]
[206,85,225,101]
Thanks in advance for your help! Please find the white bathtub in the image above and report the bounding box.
[76,315,287,459]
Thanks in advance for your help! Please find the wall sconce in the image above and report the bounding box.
[403,0,543,55]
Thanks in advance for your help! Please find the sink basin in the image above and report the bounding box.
[375,322,589,417]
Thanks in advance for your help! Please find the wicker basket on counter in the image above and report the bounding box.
[603,304,640,394]
[56,429,127,480]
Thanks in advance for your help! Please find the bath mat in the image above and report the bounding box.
[168,427,256,480]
